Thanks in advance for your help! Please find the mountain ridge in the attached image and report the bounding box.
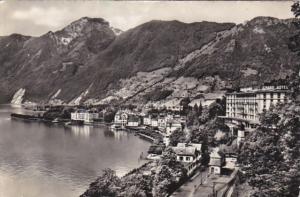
[0,16,298,105]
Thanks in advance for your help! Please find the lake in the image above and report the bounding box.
[0,105,150,197]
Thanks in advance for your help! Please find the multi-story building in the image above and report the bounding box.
[143,115,152,126]
[127,115,141,127]
[114,110,129,127]
[222,85,290,130]
[71,109,99,124]
[171,143,202,176]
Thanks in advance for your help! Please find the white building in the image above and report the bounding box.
[127,115,141,127]
[209,148,225,175]
[114,110,129,127]
[172,143,202,176]
[143,115,152,126]
[151,118,159,128]
[166,120,182,136]
[158,115,167,130]
[221,85,291,131]
[71,109,99,124]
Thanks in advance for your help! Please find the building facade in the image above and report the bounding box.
[71,110,99,124]
[143,115,152,126]
[209,148,225,175]
[127,115,141,127]
[114,110,129,127]
[223,85,290,130]
[172,143,202,176]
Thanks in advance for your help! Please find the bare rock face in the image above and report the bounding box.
[0,17,299,104]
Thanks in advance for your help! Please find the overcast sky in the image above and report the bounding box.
[0,0,294,36]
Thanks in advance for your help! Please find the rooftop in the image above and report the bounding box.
[172,146,196,156]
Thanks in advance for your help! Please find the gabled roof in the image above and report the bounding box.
[209,159,222,166]
[172,146,196,156]
[190,143,202,151]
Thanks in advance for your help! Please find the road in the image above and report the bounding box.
[171,168,237,197]
[171,168,209,197]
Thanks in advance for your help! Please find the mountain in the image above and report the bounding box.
[0,16,299,105]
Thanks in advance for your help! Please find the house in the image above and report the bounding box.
[114,110,129,127]
[209,147,225,175]
[166,120,182,136]
[151,118,158,128]
[143,115,152,126]
[224,153,237,170]
[158,115,167,130]
[71,109,99,124]
[172,143,202,176]
[127,115,141,127]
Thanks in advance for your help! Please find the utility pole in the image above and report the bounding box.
[200,171,203,185]
[212,182,216,197]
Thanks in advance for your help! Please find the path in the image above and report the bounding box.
[171,168,208,197]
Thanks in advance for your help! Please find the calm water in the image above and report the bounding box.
[0,105,150,197]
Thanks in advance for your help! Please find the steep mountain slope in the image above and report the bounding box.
[0,17,117,103]
[0,17,299,105]
[183,17,299,88]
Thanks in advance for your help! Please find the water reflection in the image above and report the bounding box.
[0,105,150,197]
[69,125,92,138]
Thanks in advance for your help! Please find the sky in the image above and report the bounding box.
[0,0,295,36]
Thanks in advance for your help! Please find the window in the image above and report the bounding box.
[179,156,183,161]
[186,157,190,161]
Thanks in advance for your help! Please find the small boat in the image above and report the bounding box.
[110,124,124,131]
[52,118,59,123]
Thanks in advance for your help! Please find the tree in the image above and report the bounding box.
[259,109,280,128]
[198,102,203,116]
[153,148,188,196]
[169,129,186,146]
[80,168,121,197]
[292,1,300,18]
[121,173,153,197]
[239,103,300,197]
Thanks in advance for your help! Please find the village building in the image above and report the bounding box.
[158,115,167,130]
[143,114,152,126]
[172,143,202,176]
[209,147,225,175]
[166,120,182,136]
[71,109,99,124]
[127,115,141,127]
[114,110,129,127]
[223,153,237,170]
[151,117,159,128]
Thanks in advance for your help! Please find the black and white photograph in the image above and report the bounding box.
[0,0,299,197]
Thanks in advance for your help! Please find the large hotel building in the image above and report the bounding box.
[221,85,291,131]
